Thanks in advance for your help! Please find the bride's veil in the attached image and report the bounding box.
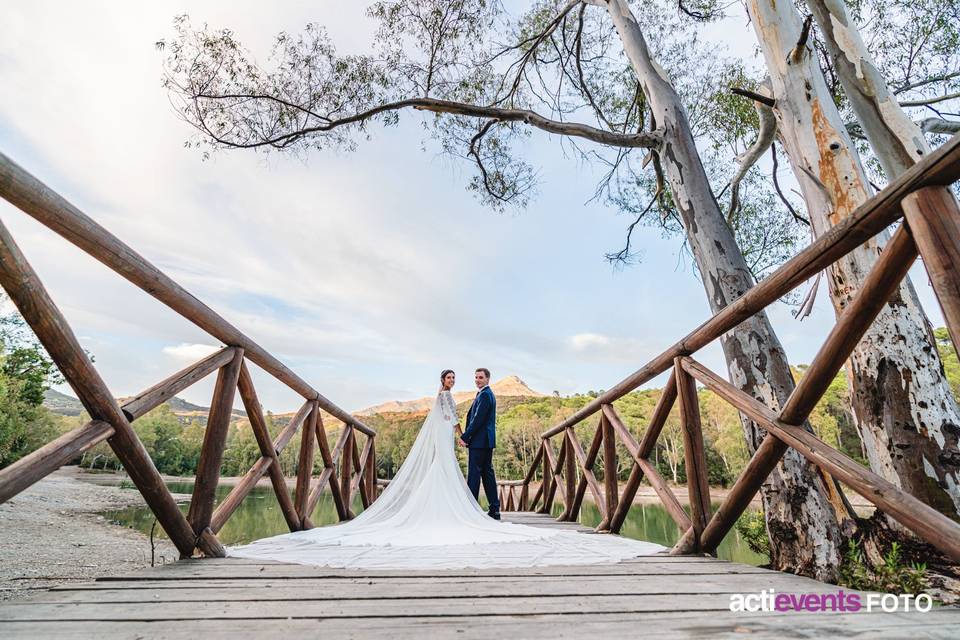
[228,390,667,567]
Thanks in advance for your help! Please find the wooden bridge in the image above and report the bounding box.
[1,134,960,637]
[1,513,957,638]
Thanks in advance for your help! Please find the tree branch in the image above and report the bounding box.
[919,117,960,135]
[771,142,810,226]
[728,85,777,216]
[899,91,960,108]
[188,94,662,150]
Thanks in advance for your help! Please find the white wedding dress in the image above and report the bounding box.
[228,390,665,568]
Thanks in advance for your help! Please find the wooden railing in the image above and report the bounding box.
[0,152,378,558]
[500,134,960,563]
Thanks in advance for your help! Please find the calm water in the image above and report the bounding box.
[106,482,768,566]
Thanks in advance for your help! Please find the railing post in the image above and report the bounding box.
[674,358,711,552]
[597,410,619,532]
[188,348,245,539]
[235,360,300,532]
[294,401,320,526]
[340,426,356,519]
[902,186,960,354]
[366,436,377,502]
[0,218,208,557]
[537,440,552,514]
[685,225,919,554]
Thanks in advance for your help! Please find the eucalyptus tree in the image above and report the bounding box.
[733,0,960,526]
[160,0,847,578]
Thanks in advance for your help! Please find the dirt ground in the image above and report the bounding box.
[0,467,182,601]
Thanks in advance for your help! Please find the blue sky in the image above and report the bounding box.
[0,1,946,413]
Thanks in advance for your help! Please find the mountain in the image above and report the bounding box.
[44,375,544,424]
[356,376,545,416]
[43,388,85,416]
[43,389,245,424]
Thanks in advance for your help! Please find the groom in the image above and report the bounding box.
[460,367,501,520]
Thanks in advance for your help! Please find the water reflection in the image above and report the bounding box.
[105,482,768,565]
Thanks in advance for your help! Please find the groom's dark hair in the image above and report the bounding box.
[476,367,490,379]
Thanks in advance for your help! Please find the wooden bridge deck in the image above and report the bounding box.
[1,513,956,639]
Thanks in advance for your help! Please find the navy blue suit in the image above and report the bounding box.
[462,385,500,515]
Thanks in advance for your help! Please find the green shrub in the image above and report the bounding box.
[838,539,928,595]
[735,510,770,556]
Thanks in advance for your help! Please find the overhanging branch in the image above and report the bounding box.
[189,94,663,150]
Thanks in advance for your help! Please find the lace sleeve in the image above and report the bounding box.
[440,390,458,424]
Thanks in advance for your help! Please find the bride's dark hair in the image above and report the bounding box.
[440,369,455,382]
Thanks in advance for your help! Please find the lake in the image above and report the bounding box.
[106,481,768,565]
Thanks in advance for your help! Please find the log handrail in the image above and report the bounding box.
[499,134,960,564]
[0,152,381,556]
[540,133,960,440]
[0,152,374,436]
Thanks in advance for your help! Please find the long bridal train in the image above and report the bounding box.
[229,394,665,569]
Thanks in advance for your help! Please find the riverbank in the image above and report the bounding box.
[0,467,184,601]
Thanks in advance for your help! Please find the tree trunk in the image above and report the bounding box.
[600,0,847,579]
[805,0,928,177]
[747,0,960,523]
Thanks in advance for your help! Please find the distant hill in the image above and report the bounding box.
[44,375,544,425]
[356,376,545,416]
[44,388,245,424]
[43,388,84,416]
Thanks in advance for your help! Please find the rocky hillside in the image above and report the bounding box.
[356,375,545,416]
[44,375,543,425]
[43,388,246,424]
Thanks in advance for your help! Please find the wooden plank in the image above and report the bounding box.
[1,611,955,640]
[683,356,960,562]
[0,593,784,620]
[121,348,237,421]
[127,561,770,580]
[0,420,114,503]
[0,218,202,557]
[32,573,846,603]
[188,348,245,538]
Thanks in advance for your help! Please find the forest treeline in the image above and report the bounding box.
[5,323,957,489]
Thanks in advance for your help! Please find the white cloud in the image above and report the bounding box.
[569,333,612,351]
[162,343,221,361]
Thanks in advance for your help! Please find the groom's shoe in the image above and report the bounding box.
[488,511,501,520]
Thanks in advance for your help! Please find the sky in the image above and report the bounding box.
[0,1,947,414]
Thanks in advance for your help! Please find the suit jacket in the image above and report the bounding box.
[462,386,496,449]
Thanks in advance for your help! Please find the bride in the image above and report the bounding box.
[229,369,665,568]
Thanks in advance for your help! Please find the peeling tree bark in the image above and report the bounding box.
[805,0,928,177]
[747,0,960,524]
[598,0,847,579]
